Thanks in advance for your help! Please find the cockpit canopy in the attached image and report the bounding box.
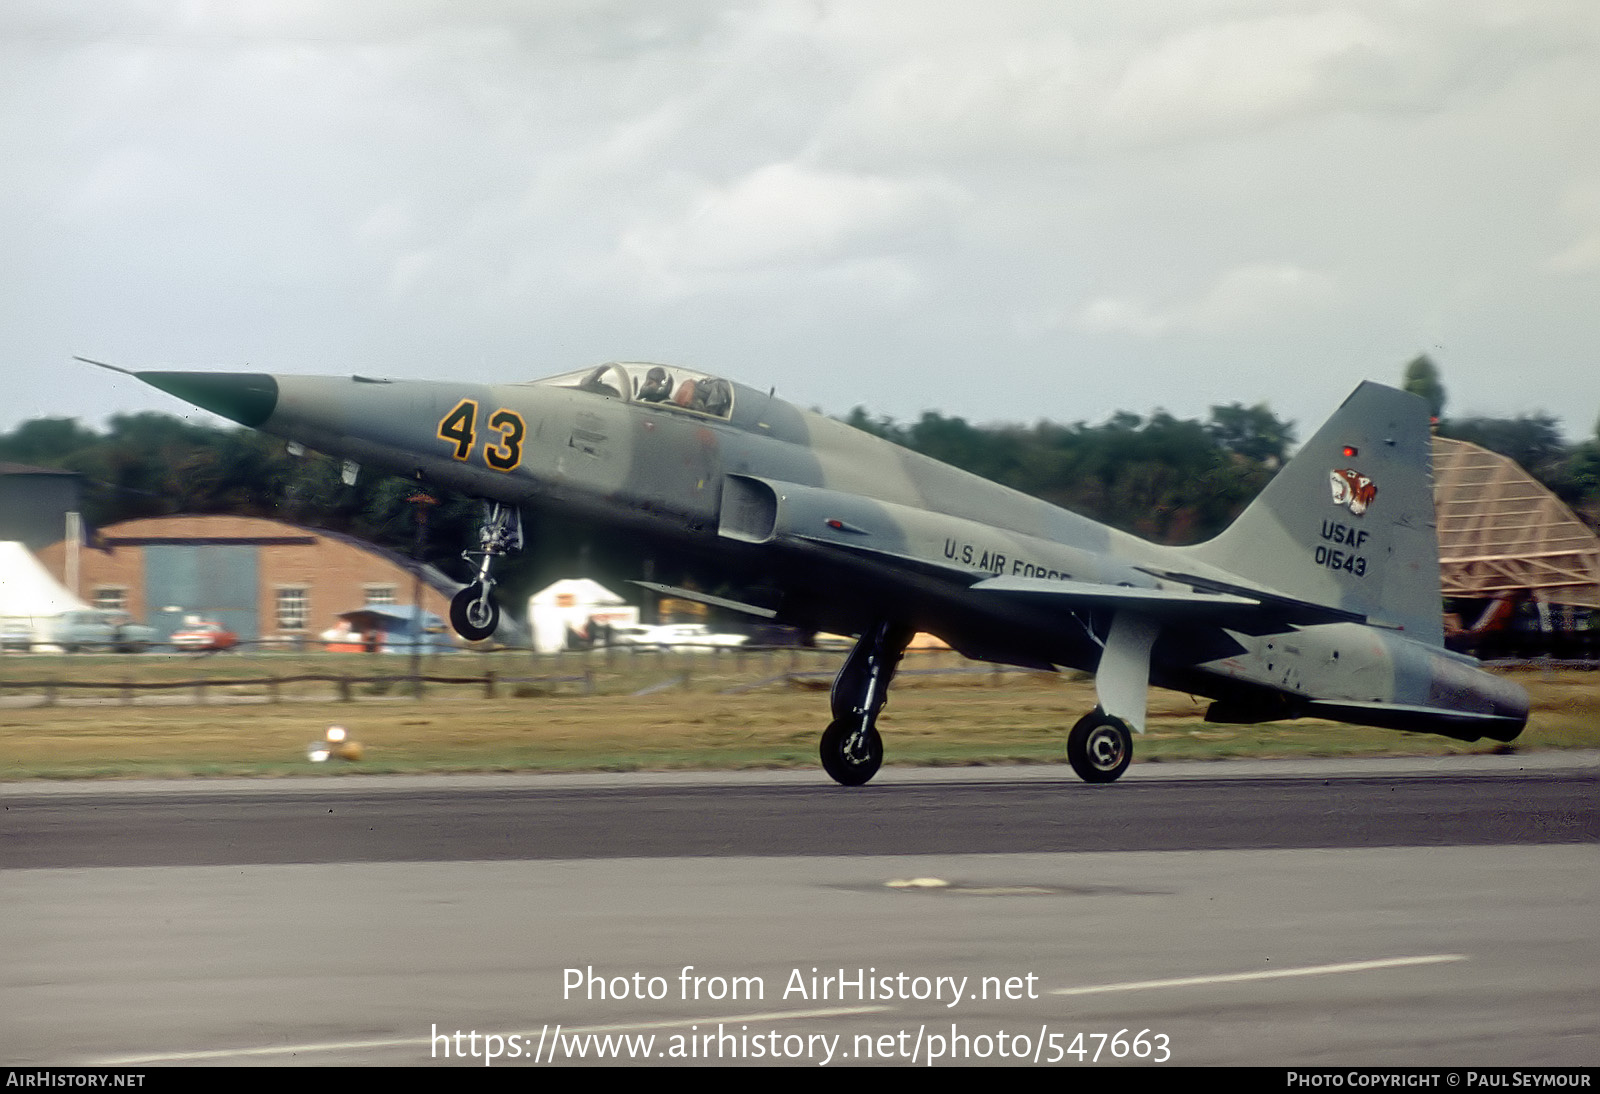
[532,362,734,420]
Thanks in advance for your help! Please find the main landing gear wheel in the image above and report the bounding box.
[818,620,911,787]
[450,585,499,641]
[1067,710,1133,784]
[819,719,883,787]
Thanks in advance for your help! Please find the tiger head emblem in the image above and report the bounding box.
[1329,468,1377,515]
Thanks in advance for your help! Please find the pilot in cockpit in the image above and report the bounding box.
[639,366,673,403]
[697,377,732,416]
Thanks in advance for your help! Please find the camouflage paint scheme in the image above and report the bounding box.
[115,360,1528,785]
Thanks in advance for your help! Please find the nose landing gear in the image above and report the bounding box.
[449,501,523,642]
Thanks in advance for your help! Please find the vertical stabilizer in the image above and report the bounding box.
[1186,382,1443,646]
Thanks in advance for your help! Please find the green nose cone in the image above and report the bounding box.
[138,371,279,428]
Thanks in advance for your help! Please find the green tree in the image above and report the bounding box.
[1205,402,1296,466]
[1439,413,1567,479]
[0,417,101,466]
[1402,355,1446,420]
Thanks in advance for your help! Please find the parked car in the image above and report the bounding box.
[620,623,750,650]
[604,623,660,647]
[651,623,748,648]
[170,620,240,652]
[49,610,158,653]
[1,619,34,652]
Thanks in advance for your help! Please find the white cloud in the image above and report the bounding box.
[53,146,170,223]
[817,1,1592,169]
[1094,11,1395,146]
[820,35,1095,162]
[3,2,1599,437]
[614,162,966,296]
[1069,263,1339,338]
[1548,180,1600,275]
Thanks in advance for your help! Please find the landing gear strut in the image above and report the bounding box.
[449,501,523,642]
[1062,610,1157,784]
[819,621,912,786]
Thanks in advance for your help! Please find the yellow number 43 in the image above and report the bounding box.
[437,399,525,472]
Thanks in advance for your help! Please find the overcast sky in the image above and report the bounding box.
[4,1,1598,445]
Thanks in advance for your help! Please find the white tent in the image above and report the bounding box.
[0,540,90,647]
[526,578,637,653]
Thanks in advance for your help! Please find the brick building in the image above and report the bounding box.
[37,515,455,645]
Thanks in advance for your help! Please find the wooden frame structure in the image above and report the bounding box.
[1432,437,1600,608]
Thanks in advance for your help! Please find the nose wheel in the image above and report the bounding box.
[450,585,500,641]
[450,501,523,642]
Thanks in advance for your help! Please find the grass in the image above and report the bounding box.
[0,649,1595,780]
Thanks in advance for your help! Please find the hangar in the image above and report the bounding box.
[0,462,82,554]
[1433,436,1600,655]
[1433,437,1600,608]
[35,515,457,647]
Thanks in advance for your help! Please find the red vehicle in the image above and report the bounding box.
[170,620,239,652]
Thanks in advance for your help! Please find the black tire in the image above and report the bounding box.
[1066,711,1133,783]
[819,718,883,787]
[450,586,499,641]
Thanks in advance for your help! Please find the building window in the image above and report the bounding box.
[93,587,127,612]
[276,587,308,631]
[364,584,397,605]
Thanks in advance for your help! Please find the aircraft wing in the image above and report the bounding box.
[779,529,1377,634]
[971,575,1264,622]
[629,581,778,619]
[973,573,1378,629]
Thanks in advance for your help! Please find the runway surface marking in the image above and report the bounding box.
[93,957,1469,1063]
[1050,953,1468,996]
[92,1005,891,1065]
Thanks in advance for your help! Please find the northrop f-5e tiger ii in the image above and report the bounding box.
[87,356,1528,785]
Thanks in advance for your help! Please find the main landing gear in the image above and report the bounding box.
[1062,610,1159,784]
[449,501,523,642]
[1066,709,1133,783]
[819,621,912,787]
[814,610,1156,787]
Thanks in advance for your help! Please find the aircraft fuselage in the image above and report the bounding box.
[130,362,1528,769]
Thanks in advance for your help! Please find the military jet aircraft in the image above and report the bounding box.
[86,357,1528,785]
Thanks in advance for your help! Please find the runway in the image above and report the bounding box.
[3,754,1597,1067]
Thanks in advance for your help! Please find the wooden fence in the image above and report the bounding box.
[0,645,1038,706]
